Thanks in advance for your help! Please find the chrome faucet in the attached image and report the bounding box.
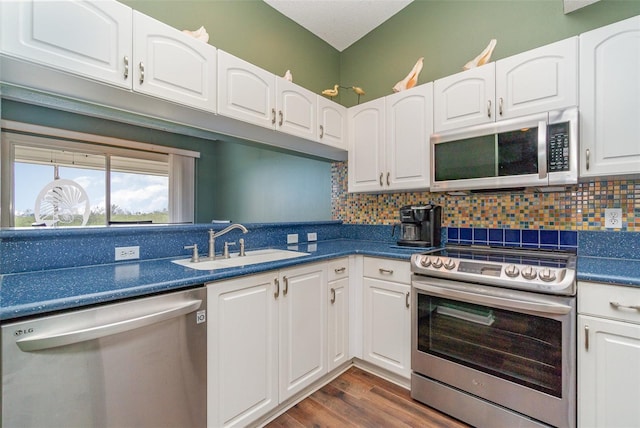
[208,224,249,259]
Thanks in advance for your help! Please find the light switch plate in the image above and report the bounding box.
[287,234,298,244]
[307,232,317,242]
[604,208,622,229]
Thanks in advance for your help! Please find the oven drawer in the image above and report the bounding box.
[578,281,640,325]
[364,257,410,284]
[328,258,349,281]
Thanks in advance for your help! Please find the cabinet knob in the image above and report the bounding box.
[123,56,129,80]
[334,267,346,274]
[139,61,145,84]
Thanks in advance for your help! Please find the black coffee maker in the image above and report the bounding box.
[393,204,442,247]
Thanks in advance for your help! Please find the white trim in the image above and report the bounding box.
[0,120,200,158]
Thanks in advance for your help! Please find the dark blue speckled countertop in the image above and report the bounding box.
[0,239,426,322]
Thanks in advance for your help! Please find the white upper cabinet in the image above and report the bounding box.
[275,78,317,141]
[348,98,386,193]
[0,0,133,89]
[434,64,496,132]
[385,83,433,191]
[348,84,432,193]
[434,37,578,132]
[133,11,217,112]
[317,96,348,150]
[579,15,640,178]
[496,37,578,119]
[217,50,276,129]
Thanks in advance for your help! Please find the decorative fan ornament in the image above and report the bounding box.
[34,179,90,226]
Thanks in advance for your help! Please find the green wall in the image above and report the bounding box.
[340,0,640,106]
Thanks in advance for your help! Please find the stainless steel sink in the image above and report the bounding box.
[172,248,310,270]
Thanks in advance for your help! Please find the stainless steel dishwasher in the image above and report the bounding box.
[1,286,207,428]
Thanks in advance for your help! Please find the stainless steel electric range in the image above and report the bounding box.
[410,244,577,428]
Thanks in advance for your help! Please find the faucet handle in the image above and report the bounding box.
[184,244,199,263]
[223,241,236,259]
[239,238,246,257]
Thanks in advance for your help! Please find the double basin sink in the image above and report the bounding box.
[172,248,310,270]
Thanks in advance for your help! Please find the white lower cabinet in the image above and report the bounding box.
[207,262,327,427]
[578,281,640,428]
[362,257,411,379]
[327,258,350,371]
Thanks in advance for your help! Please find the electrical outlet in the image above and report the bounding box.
[604,208,623,229]
[287,234,298,244]
[115,246,140,261]
[307,232,317,242]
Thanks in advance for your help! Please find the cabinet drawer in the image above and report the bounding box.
[363,257,411,284]
[579,281,640,324]
[328,258,349,281]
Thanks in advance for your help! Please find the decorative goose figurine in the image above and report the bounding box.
[322,84,339,98]
[352,86,365,96]
[182,26,209,43]
[392,57,424,93]
[283,70,293,82]
[463,39,497,70]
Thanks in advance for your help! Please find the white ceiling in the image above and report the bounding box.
[263,0,414,52]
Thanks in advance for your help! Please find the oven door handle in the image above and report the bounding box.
[415,283,572,316]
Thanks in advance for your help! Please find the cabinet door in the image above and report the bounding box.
[133,11,217,113]
[348,98,385,192]
[578,315,640,428]
[434,64,495,132]
[217,50,276,129]
[496,37,577,120]
[363,277,411,378]
[579,15,640,178]
[275,78,318,141]
[318,96,348,150]
[208,273,278,428]
[278,263,328,401]
[385,83,433,191]
[328,276,349,371]
[0,0,132,89]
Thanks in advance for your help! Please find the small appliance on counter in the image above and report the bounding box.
[393,204,441,247]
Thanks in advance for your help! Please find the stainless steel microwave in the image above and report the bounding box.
[430,108,578,192]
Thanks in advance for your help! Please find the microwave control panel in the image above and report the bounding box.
[547,121,570,172]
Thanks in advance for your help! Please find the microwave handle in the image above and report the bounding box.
[538,120,548,180]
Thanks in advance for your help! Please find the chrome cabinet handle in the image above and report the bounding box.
[283,276,288,296]
[379,268,394,275]
[274,277,280,299]
[272,108,276,125]
[584,324,589,351]
[334,267,346,274]
[386,172,390,186]
[279,110,284,126]
[379,173,383,186]
[139,61,145,84]
[487,99,492,118]
[610,301,640,311]
[406,291,410,308]
[123,56,129,80]
[586,148,590,170]
[499,97,503,116]
[319,125,324,138]
[330,288,336,304]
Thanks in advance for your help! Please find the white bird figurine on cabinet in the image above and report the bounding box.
[393,57,424,93]
[322,84,339,98]
[182,26,209,43]
[283,69,293,82]
[463,39,497,70]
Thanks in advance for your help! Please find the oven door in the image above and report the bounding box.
[411,276,576,428]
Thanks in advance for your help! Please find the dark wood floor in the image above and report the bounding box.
[265,367,469,427]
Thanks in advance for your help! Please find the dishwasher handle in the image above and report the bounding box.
[16,299,203,352]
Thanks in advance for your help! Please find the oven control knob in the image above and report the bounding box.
[521,266,538,280]
[539,268,556,282]
[505,264,520,278]
[432,258,443,268]
[419,256,431,267]
[443,258,456,270]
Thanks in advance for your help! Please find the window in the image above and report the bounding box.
[1,122,199,227]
